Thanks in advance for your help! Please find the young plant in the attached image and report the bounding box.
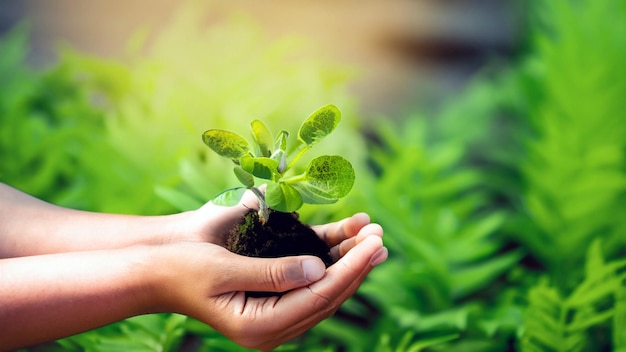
[202,104,355,222]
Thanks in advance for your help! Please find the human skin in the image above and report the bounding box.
[0,183,387,350]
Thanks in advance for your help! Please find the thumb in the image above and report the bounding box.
[222,254,326,293]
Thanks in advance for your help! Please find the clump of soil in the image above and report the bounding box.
[227,209,332,297]
[227,209,333,267]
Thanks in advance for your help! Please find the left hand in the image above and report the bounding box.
[175,187,377,260]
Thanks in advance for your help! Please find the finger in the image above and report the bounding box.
[215,253,326,294]
[311,212,371,247]
[220,185,266,220]
[238,185,265,211]
[226,237,387,351]
[272,246,383,346]
[317,235,386,298]
[276,235,385,326]
[329,223,384,261]
[329,237,356,262]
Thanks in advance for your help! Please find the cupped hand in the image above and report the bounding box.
[175,187,382,261]
[171,188,261,245]
[154,223,387,351]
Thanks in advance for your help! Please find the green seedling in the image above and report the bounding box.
[202,104,355,222]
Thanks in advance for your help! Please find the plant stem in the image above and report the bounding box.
[250,186,269,222]
[280,173,306,185]
[286,145,310,171]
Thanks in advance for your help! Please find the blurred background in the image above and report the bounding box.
[2,0,626,351]
[0,0,524,120]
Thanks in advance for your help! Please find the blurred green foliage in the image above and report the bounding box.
[2,0,626,351]
[0,23,110,208]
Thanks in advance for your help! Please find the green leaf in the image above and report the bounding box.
[212,187,246,206]
[298,104,341,146]
[250,119,273,157]
[567,309,615,332]
[300,155,355,198]
[451,250,523,298]
[266,182,303,212]
[291,181,338,204]
[272,149,287,173]
[240,155,279,180]
[274,130,289,151]
[233,166,254,187]
[202,129,250,160]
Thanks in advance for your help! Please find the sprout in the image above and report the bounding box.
[202,104,355,222]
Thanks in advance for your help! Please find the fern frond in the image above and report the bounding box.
[364,116,519,310]
[522,240,626,351]
[512,0,626,282]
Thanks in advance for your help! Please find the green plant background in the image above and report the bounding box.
[2,0,625,351]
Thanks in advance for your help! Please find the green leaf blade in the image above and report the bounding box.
[240,155,279,180]
[266,182,303,212]
[274,130,289,151]
[233,166,254,188]
[301,155,355,198]
[298,104,341,146]
[250,119,273,157]
[202,129,250,160]
[212,187,247,207]
[291,182,338,204]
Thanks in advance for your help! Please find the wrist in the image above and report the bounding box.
[157,210,199,245]
[136,243,187,314]
[123,245,173,315]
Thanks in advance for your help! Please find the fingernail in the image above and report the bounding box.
[302,259,325,282]
[369,247,388,267]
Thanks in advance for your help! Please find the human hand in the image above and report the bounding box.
[170,187,267,246]
[173,187,375,260]
[151,223,386,351]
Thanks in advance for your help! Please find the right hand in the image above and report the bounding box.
[151,223,387,351]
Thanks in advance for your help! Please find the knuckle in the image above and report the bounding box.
[266,263,288,292]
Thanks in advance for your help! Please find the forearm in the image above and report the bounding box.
[0,183,188,258]
[0,246,157,350]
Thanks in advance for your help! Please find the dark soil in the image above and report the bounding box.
[227,209,332,296]
[227,209,333,265]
